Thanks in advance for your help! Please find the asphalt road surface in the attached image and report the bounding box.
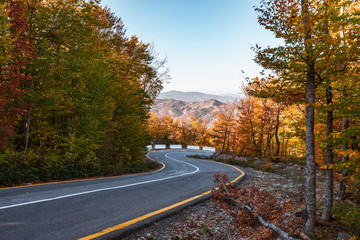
[0,150,245,240]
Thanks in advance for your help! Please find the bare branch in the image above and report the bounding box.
[46,0,68,35]
[219,182,298,240]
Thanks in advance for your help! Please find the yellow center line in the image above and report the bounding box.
[78,190,212,240]
[78,158,245,240]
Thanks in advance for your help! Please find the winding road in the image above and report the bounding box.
[0,150,246,240]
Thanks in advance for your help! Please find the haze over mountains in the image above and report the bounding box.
[153,91,239,123]
[158,90,239,103]
[152,98,223,123]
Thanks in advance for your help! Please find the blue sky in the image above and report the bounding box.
[100,0,282,94]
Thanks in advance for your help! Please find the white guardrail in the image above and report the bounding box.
[187,145,200,150]
[154,144,166,149]
[147,145,215,152]
[202,146,216,151]
[170,145,182,149]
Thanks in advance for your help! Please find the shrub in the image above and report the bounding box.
[262,162,274,173]
[333,201,360,236]
[0,150,41,185]
[0,149,158,186]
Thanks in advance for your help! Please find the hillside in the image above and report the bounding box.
[158,90,238,103]
[151,98,224,123]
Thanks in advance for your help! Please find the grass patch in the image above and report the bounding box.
[332,201,360,236]
[213,157,277,173]
[187,153,302,175]
[277,156,306,165]
[261,162,275,173]
[186,154,210,160]
[120,160,159,174]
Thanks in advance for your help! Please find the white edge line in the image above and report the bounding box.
[164,153,200,172]
[0,153,199,210]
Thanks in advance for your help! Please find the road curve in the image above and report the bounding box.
[0,150,246,240]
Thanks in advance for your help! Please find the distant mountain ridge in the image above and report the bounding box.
[158,90,238,103]
[151,98,224,123]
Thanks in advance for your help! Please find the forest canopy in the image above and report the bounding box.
[0,0,169,185]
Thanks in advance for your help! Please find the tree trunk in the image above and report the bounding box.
[303,65,316,236]
[259,125,264,157]
[24,72,34,150]
[265,132,273,157]
[322,0,334,221]
[322,83,334,221]
[302,0,316,235]
[340,87,349,199]
[226,127,231,153]
[337,0,349,200]
[25,110,31,149]
[285,138,289,157]
[70,78,75,135]
[221,128,228,154]
[249,114,258,156]
[275,108,281,157]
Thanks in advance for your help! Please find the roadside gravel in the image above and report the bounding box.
[121,163,318,240]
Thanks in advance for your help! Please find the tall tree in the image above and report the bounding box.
[254,0,360,235]
[301,0,317,234]
[320,0,335,222]
[212,104,237,154]
[0,0,32,151]
[0,1,13,150]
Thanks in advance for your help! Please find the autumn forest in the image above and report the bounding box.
[1,0,360,238]
[0,0,169,184]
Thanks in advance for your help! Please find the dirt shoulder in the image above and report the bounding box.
[120,159,358,240]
